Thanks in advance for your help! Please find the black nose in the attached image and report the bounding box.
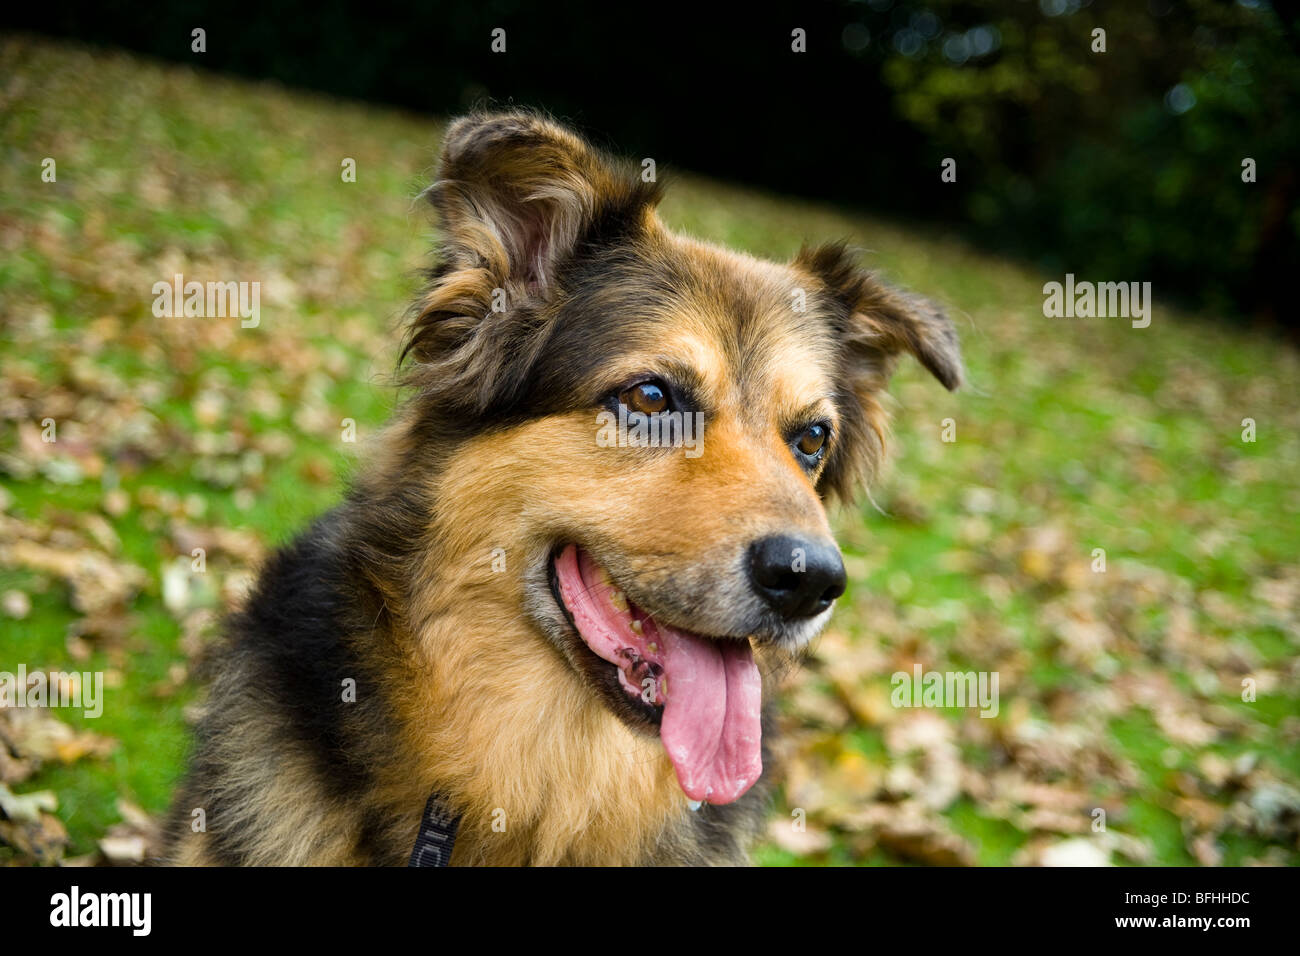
[748,535,846,620]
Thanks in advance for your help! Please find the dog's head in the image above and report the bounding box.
[399,111,961,805]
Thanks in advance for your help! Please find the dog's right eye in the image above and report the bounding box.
[796,424,827,457]
[619,380,670,415]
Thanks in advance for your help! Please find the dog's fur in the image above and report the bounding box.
[164,111,962,866]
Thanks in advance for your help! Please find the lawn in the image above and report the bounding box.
[1,35,1297,866]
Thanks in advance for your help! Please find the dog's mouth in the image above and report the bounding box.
[549,544,763,805]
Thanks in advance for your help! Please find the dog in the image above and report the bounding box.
[164,111,962,865]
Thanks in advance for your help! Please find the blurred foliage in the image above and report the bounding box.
[855,0,1299,323]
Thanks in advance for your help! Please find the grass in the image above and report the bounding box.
[1,34,1297,866]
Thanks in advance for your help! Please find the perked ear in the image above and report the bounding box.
[795,242,963,501]
[429,111,658,293]
[797,242,964,392]
[402,111,661,408]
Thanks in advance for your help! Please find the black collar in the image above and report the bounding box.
[409,792,461,866]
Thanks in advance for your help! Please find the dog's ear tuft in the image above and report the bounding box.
[402,111,661,411]
[798,242,963,392]
[796,242,964,500]
[427,110,660,293]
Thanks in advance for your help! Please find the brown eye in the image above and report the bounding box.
[796,423,827,458]
[620,381,668,415]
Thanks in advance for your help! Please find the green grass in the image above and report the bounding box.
[1,35,1297,866]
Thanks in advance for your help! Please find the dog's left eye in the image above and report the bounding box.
[795,423,828,460]
[620,381,670,415]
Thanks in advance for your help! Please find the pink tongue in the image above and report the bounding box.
[655,621,763,804]
[555,545,763,804]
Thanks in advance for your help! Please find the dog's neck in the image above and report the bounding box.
[351,424,684,863]
[391,562,688,864]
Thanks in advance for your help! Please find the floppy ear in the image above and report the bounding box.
[795,242,964,500]
[402,111,660,410]
[798,242,963,392]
